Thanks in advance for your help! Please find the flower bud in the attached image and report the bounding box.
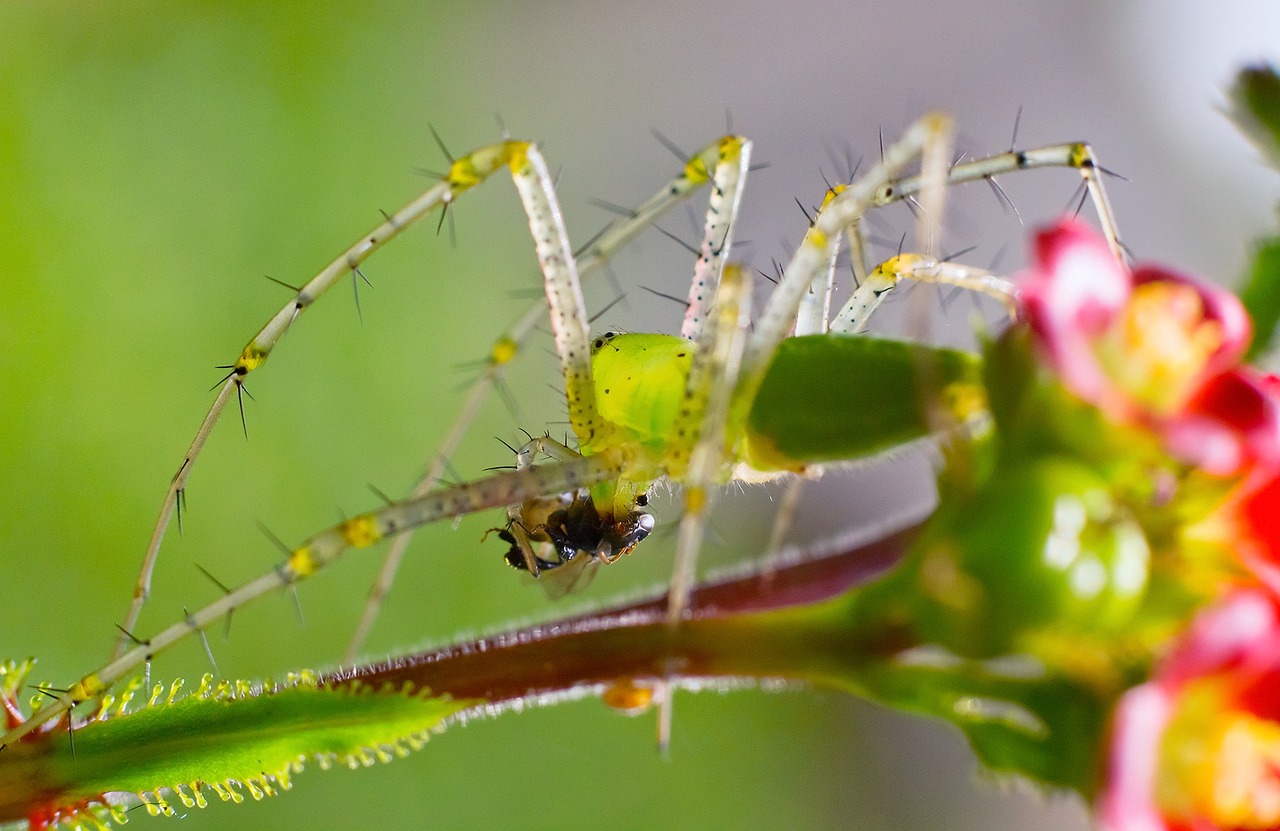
[911,456,1150,659]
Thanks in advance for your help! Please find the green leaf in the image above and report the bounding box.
[1230,64,1280,170]
[1241,236,1280,362]
[746,335,985,469]
[0,669,476,825]
[857,657,1110,795]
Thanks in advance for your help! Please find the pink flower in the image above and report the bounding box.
[1012,222,1280,828]
[1021,221,1252,415]
[1098,589,1280,830]
[1021,220,1280,592]
[1021,221,1267,476]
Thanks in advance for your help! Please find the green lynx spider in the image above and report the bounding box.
[2,113,1121,747]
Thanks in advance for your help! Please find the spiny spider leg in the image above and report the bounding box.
[117,141,529,658]
[15,138,626,744]
[831,254,1019,334]
[6,446,630,745]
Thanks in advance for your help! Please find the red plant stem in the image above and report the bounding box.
[325,522,923,704]
[0,522,922,825]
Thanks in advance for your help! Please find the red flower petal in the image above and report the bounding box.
[1022,220,1132,408]
[1164,369,1280,476]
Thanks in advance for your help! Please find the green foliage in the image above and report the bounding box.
[0,667,474,825]
[1232,66,1280,361]
[1241,237,1280,362]
[1231,64,1280,171]
[855,656,1110,795]
[746,335,984,469]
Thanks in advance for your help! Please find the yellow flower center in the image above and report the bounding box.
[1159,678,1280,828]
[1099,282,1223,414]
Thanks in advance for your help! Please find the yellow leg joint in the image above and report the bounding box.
[235,342,269,373]
[819,184,847,208]
[340,514,383,548]
[68,673,105,702]
[490,336,518,366]
[717,135,745,164]
[504,140,532,174]
[1069,142,1092,168]
[447,142,525,192]
[683,154,711,183]
[874,252,925,285]
[922,111,953,135]
[288,546,318,578]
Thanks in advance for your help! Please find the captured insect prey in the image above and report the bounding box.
[495,488,655,579]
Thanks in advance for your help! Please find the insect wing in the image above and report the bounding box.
[536,553,601,600]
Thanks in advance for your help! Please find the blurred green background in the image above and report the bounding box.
[1,2,1276,829]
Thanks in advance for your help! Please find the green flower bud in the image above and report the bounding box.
[911,456,1150,658]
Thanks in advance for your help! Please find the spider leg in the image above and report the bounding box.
[346,136,750,658]
[680,137,752,340]
[830,255,1018,334]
